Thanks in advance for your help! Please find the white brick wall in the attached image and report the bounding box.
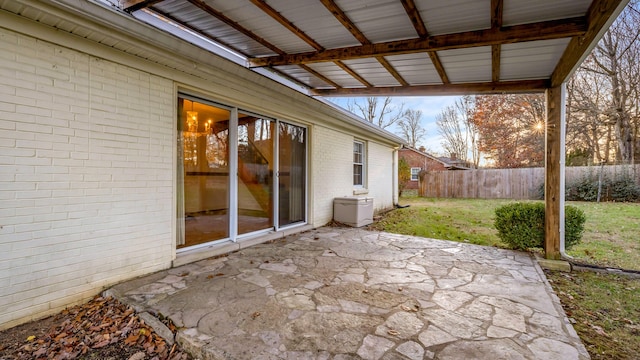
[0,6,400,329]
[0,29,174,329]
[311,125,395,226]
[367,141,394,209]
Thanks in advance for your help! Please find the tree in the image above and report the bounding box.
[436,105,467,163]
[397,109,426,148]
[567,1,640,164]
[435,96,480,168]
[398,157,411,197]
[457,95,480,168]
[347,97,405,129]
[472,94,545,168]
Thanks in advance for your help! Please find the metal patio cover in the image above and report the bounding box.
[123,0,627,96]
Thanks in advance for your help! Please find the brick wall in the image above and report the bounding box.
[399,149,447,190]
[0,29,174,329]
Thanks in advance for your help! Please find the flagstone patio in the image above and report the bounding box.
[107,227,589,359]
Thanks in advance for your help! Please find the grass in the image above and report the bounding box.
[372,196,640,271]
[372,196,640,359]
[545,271,640,360]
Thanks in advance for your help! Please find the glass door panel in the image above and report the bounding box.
[179,98,230,248]
[237,114,274,235]
[278,123,306,227]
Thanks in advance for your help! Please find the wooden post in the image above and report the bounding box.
[544,85,566,260]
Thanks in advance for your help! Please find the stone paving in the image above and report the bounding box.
[108,227,589,359]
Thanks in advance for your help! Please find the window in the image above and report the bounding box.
[411,167,421,181]
[353,141,365,186]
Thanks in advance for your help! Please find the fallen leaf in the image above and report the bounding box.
[125,334,140,345]
[26,335,36,342]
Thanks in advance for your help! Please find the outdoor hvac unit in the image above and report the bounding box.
[333,196,374,227]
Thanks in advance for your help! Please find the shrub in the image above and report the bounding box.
[564,206,586,249]
[608,176,640,202]
[536,167,640,203]
[494,202,585,251]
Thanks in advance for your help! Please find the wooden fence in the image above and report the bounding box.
[418,164,640,199]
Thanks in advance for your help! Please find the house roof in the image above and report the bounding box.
[118,0,629,96]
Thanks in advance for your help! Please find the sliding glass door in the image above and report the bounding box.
[177,95,306,249]
[237,114,275,235]
[278,123,306,227]
[178,98,230,249]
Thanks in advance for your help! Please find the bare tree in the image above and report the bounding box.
[568,1,640,164]
[456,95,480,168]
[397,109,426,148]
[348,97,405,129]
[436,105,468,163]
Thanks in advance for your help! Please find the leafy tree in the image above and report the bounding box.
[472,94,545,168]
[398,157,411,196]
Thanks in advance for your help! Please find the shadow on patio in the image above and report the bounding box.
[107,227,588,359]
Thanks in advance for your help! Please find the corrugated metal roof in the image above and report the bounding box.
[417,0,491,36]
[501,39,572,80]
[8,0,626,97]
[438,47,492,84]
[503,0,593,26]
[385,53,441,85]
[334,0,417,43]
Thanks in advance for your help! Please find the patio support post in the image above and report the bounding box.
[544,84,566,260]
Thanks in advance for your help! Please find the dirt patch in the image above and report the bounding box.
[0,296,191,360]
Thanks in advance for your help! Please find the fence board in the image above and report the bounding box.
[418,165,639,199]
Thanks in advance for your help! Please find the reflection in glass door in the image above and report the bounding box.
[178,98,230,248]
[178,95,307,249]
[278,123,306,227]
[237,114,274,235]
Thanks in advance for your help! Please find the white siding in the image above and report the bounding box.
[0,28,175,329]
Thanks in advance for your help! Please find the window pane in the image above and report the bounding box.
[354,164,362,185]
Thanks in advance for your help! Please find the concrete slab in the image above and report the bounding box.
[108,227,589,359]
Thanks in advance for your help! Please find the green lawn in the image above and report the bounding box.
[372,196,640,271]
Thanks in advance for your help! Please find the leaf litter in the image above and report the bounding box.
[0,295,191,360]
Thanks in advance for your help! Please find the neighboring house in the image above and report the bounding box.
[399,147,466,190]
[0,1,404,329]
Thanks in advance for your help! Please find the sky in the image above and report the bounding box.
[326,96,461,155]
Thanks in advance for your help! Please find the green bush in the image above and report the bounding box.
[494,202,585,251]
[564,206,586,249]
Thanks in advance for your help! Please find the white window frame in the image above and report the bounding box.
[353,140,365,187]
[410,167,421,181]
